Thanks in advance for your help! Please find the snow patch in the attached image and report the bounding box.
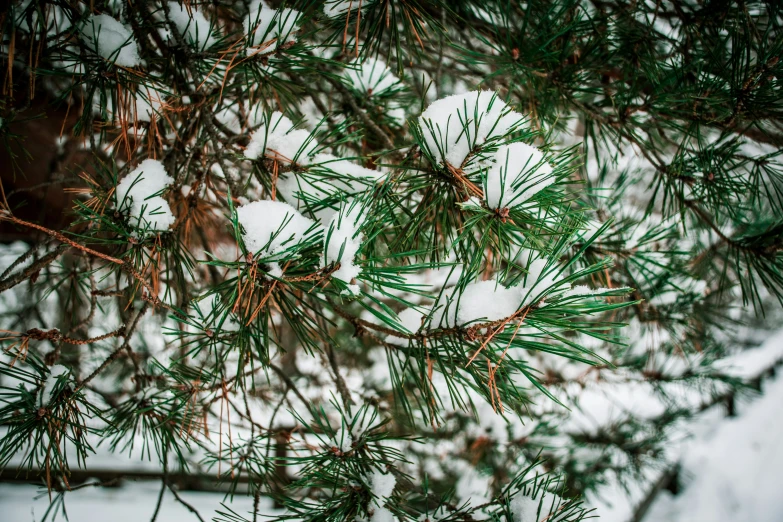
[484,143,555,210]
[343,57,400,97]
[368,468,396,502]
[509,490,562,522]
[133,84,166,122]
[115,159,176,236]
[369,506,396,522]
[39,364,71,407]
[167,2,217,49]
[519,258,561,307]
[237,200,317,256]
[245,1,301,55]
[418,91,523,168]
[245,111,318,165]
[456,279,522,325]
[325,201,366,282]
[276,154,383,220]
[82,14,141,67]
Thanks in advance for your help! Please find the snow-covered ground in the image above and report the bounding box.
[3,332,783,521]
[589,329,783,522]
[645,367,783,521]
[0,481,263,522]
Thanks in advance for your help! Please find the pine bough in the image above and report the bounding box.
[1,2,781,522]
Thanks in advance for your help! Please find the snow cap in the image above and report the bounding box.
[82,14,141,67]
[418,91,523,168]
[237,199,317,256]
[116,159,176,237]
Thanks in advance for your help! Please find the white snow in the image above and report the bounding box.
[318,153,384,181]
[510,491,562,522]
[81,14,141,67]
[390,257,576,333]
[519,258,561,307]
[484,143,555,210]
[245,1,301,55]
[245,111,295,159]
[644,368,783,522]
[455,466,492,506]
[456,279,523,325]
[388,290,462,340]
[133,84,165,122]
[395,307,426,334]
[1,482,265,522]
[115,159,176,236]
[276,154,383,220]
[323,0,374,18]
[387,254,593,333]
[561,284,628,301]
[276,175,330,215]
[715,330,783,378]
[267,262,284,278]
[586,330,783,522]
[325,202,365,282]
[335,424,353,453]
[236,200,317,256]
[267,128,317,164]
[245,111,318,165]
[370,506,396,522]
[418,91,523,168]
[464,400,514,445]
[191,296,240,332]
[368,468,396,501]
[343,57,400,96]
[509,493,539,522]
[39,364,71,407]
[453,258,564,325]
[166,2,216,49]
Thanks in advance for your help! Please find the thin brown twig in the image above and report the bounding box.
[75,301,150,390]
[0,212,123,265]
[268,362,309,406]
[0,244,68,294]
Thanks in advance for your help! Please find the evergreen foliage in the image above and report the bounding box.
[0,1,781,521]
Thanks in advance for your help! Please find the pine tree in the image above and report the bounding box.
[0,1,781,521]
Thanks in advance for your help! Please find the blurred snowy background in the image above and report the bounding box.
[3,324,782,522]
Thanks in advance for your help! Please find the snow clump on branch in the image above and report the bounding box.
[237,200,317,257]
[325,201,366,283]
[509,489,563,522]
[391,256,609,334]
[81,14,141,67]
[418,91,524,168]
[245,111,318,165]
[276,153,383,220]
[343,57,400,97]
[39,364,72,408]
[115,159,176,236]
[483,143,555,210]
[358,466,397,522]
[166,2,217,49]
[244,1,302,56]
